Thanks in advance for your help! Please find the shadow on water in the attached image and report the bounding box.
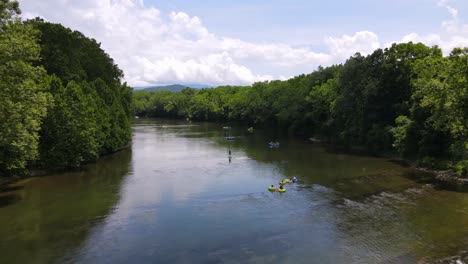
[402,169,437,183]
[0,194,22,208]
[0,148,133,264]
[0,185,24,193]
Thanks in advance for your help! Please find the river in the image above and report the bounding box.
[1,119,467,263]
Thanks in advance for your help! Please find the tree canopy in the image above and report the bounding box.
[0,0,50,175]
[133,43,468,176]
[0,0,132,176]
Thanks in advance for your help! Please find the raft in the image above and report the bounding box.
[284,179,292,183]
[278,188,286,193]
[279,181,286,185]
[268,186,277,191]
[268,142,280,148]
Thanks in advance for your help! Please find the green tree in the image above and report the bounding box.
[0,1,50,175]
[40,79,99,167]
[409,51,468,172]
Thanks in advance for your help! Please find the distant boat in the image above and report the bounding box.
[269,142,280,148]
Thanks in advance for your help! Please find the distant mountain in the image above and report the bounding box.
[134,83,214,92]
[136,84,187,93]
[183,83,214,89]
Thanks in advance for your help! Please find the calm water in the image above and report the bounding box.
[1,119,468,264]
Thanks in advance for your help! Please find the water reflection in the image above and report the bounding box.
[0,149,132,264]
[0,194,22,208]
[1,119,468,264]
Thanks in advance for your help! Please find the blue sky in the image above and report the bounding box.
[148,0,453,43]
[18,0,468,86]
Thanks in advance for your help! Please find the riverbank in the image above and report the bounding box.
[0,175,25,189]
[0,143,132,189]
[399,166,468,192]
[430,251,468,263]
[309,138,468,192]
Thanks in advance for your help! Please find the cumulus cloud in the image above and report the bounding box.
[389,0,468,54]
[325,31,380,59]
[16,0,468,86]
[17,0,334,86]
[17,0,381,86]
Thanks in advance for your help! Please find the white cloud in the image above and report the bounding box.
[438,0,458,19]
[11,0,305,86]
[16,0,379,86]
[16,0,468,86]
[388,0,468,54]
[325,31,380,59]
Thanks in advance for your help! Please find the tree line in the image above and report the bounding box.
[0,1,132,177]
[134,43,468,176]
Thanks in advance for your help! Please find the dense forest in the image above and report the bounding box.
[1,0,467,178]
[134,43,468,177]
[0,1,132,177]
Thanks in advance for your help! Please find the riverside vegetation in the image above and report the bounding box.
[134,44,468,178]
[1,0,467,180]
[0,1,132,178]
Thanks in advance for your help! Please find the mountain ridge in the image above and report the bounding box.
[134,84,214,92]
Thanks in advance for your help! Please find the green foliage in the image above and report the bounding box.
[132,42,467,174]
[455,160,468,177]
[0,0,20,23]
[27,18,123,85]
[0,1,132,175]
[409,49,468,165]
[390,116,413,157]
[33,20,133,167]
[40,79,99,167]
[0,3,51,175]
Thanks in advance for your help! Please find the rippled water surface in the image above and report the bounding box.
[1,119,467,263]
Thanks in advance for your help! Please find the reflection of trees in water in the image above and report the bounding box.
[0,194,21,208]
[217,126,416,198]
[0,148,132,264]
[0,186,25,208]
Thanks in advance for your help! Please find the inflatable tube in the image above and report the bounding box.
[278,188,286,193]
[279,181,286,185]
[268,187,276,191]
[284,179,291,183]
[292,179,298,183]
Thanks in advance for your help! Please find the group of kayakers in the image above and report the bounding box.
[268,177,298,192]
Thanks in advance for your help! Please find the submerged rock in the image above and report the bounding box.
[403,168,468,192]
[429,250,468,264]
[434,171,468,192]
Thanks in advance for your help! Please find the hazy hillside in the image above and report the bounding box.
[137,84,188,92]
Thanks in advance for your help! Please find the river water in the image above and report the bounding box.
[1,119,467,264]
